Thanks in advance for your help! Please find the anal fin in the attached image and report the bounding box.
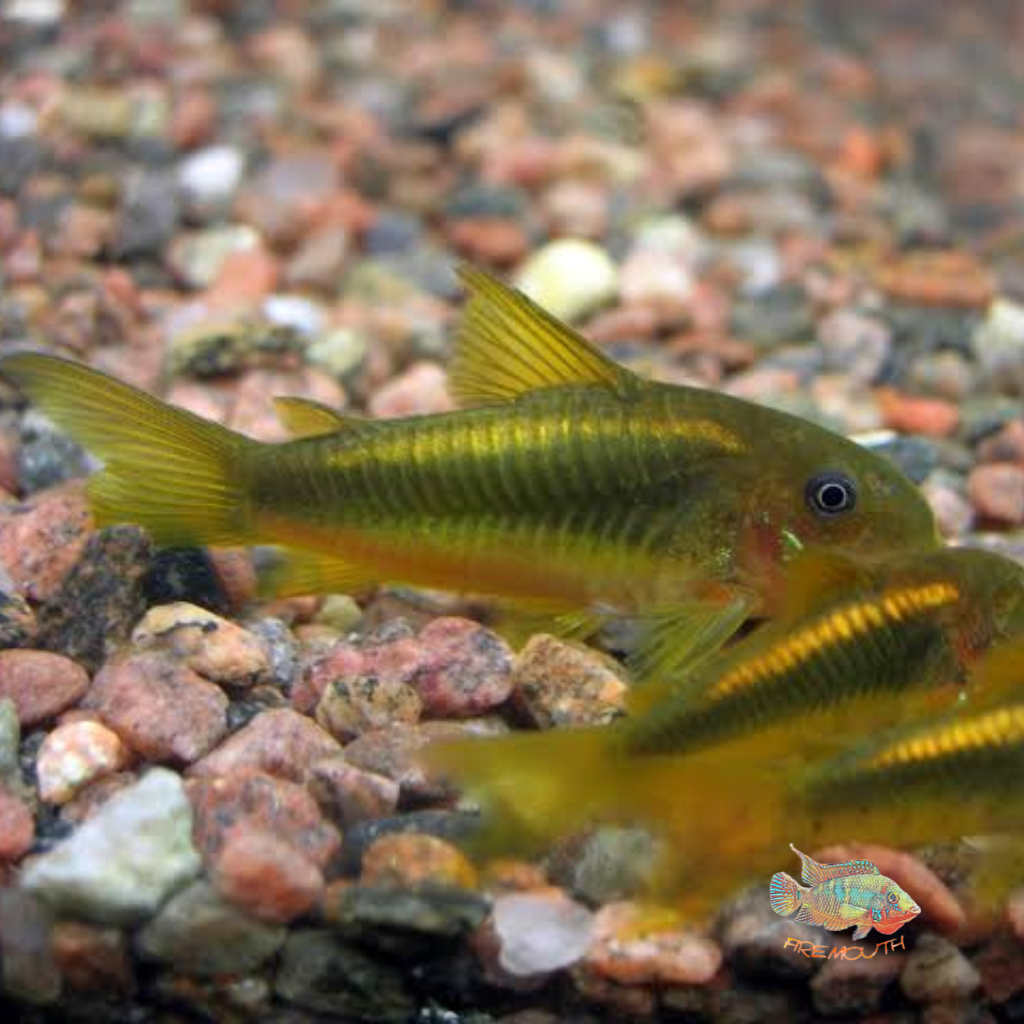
[491,604,608,650]
[257,545,379,598]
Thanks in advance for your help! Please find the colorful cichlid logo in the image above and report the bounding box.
[770,844,921,941]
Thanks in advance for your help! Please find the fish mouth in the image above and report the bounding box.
[909,905,921,916]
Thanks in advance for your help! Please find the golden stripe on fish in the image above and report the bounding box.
[861,703,1024,772]
[658,416,746,455]
[709,582,960,701]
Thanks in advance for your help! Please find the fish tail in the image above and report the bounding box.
[429,725,797,921]
[769,871,804,917]
[964,837,1024,919]
[0,353,258,548]
[425,727,617,855]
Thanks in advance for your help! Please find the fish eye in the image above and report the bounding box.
[806,472,857,518]
[887,891,900,904]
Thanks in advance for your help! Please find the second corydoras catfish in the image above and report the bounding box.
[429,545,1024,912]
[0,268,939,667]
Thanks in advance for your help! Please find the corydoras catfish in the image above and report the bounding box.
[622,545,1024,745]
[0,268,939,671]
[428,546,1024,913]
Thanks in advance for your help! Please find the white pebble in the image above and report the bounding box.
[632,214,704,260]
[262,294,327,337]
[21,768,201,924]
[0,103,38,139]
[516,239,618,323]
[5,0,65,24]
[177,145,245,210]
[493,892,595,977]
[973,298,1024,392]
[37,721,130,805]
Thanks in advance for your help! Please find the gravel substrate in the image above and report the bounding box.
[1,1,1024,1021]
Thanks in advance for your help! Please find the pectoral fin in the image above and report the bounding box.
[966,836,1024,915]
[839,901,871,919]
[449,266,637,407]
[851,923,873,940]
[627,593,754,712]
[779,548,870,620]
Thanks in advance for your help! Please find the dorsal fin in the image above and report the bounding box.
[272,397,367,439]
[448,266,637,407]
[780,549,869,620]
[791,844,879,885]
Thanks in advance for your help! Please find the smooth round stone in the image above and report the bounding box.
[516,239,619,323]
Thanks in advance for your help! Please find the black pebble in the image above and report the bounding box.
[141,548,229,616]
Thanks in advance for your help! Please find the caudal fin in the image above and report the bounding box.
[0,353,257,547]
[769,871,804,916]
[427,722,797,920]
[426,727,617,856]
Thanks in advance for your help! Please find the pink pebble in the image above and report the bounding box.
[212,823,324,924]
[0,649,90,727]
[0,782,34,861]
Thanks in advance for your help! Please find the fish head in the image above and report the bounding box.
[908,547,1024,660]
[910,548,1024,700]
[739,420,940,598]
[970,550,1024,643]
[874,880,921,931]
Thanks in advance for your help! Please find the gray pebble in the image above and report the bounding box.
[137,879,285,975]
[718,886,829,981]
[247,616,299,691]
[274,928,414,1022]
[731,284,815,350]
[561,826,660,905]
[110,170,180,260]
[17,410,92,493]
[0,889,60,1005]
[0,696,22,790]
[901,933,981,1004]
[327,883,489,953]
[818,308,892,384]
[37,525,153,674]
[364,211,424,255]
